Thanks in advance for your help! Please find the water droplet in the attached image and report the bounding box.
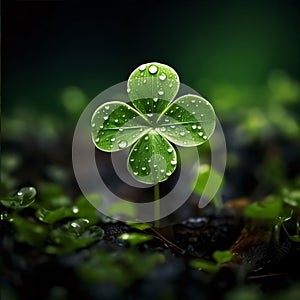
[158,90,164,96]
[198,126,202,129]
[95,138,100,143]
[133,171,138,175]
[110,137,116,142]
[100,125,103,129]
[119,128,124,132]
[167,148,173,153]
[0,211,8,221]
[203,135,207,139]
[72,206,79,214]
[149,65,158,74]
[145,146,149,150]
[166,171,172,176]
[144,136,149,141]
[130,158,134,162]
[180,132,185,136]
[92,123,96,128]
[159,74,166,81]
[170,160,177,165]
[147,113,153,117]
[118,141,127,149]
[143,79,147,83]
[178,115,181,118]
[115,119,119,123]
[153,164,158,168]
[192,125,197,130]
[169,83,173,88]
[153,97,158,102]
[160,127,166,132]
[17,191,23,196]
[191,100,196,103]
[127,88,131,93]
[139,64,146,71]
[198,132,203,136]
[201,113,204,117]
[141,167,146,171]
[104,116,109,120]
[105,105,110,110]
[170,125,175,129]
[160,169,165,173]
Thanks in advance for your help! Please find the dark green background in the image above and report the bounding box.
[3,0,300,115]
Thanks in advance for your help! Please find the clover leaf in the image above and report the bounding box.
[91,62,216,184]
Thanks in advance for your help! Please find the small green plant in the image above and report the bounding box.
[190,250,233,273]
[244,187,300,244]
[91,62,216,224]
[91,62,215,184]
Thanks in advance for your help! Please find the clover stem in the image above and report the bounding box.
[154,183,160,227]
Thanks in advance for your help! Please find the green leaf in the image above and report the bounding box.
[36,207,73,224]
[156,95,216,146]
[0,187,36,210]
[283,188,300,208]
[118,232,152,247]
[47,219,104,254]
[12,214,49,247]
[36,194,101,225]
[190,259,219,273]
[127,131,177,184]
[127,62,180,114]
[126,222,152,230]
[244,196,282,219]
[288,235,300,242]
[213,250,233,264]
[91,101,151,152]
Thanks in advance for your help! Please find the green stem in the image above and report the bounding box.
[154,183,160,227]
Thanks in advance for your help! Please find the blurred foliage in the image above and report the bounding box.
[190,250,233,273]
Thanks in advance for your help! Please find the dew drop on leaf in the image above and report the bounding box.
[104,116,108,120]
[158,90,164,96]
[170,160,177,166]
[159,74,166,81]
[139,64,146,71]
[167,148,173,153]
[105,105,110,110]
[118,141,127,149]
[149,65,158,74]
[142,167,146,171]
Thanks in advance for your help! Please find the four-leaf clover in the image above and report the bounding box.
[91,62,216,184]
